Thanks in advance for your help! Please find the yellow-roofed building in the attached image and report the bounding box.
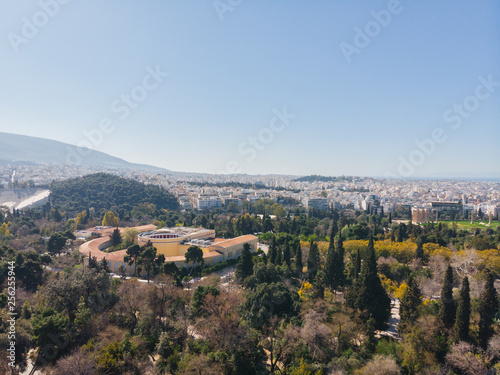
[80,225,258,275]
[138,227,258,267]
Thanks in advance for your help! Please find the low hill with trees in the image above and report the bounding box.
[50,173,179,216]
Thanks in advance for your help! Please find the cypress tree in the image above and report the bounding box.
[235,243,253,282]
[111,227,122,246]
[416,238,424,260]
[338,216,346,234]
[398,275,422,333]
[295,242,303,277]
[276,247,282,265]
[290,218,297,235]
[367,234,374,256]
[307,240,320,282]
[349,248,361,280]
[453,276,471,343]
[478,270,498,349]
[100,257,110,273]
[330,219,338,240]
[324,232,337,291]
[346,235,391,329]
[354,248,361,277]
[313,271,325,299]
[365,315,377,354]
[283,243,291,267]
[336,235,345,287]
[439,265,456,330]
[88,254,99,270]
[396,226,403,243]
[269,237,277,264]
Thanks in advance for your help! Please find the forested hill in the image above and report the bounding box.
[292,175,355,183]
[50,173,179,215]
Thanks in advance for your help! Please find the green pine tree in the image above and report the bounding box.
[349,248,361,280]
[269,237,277,264]
[276,247,282,265]
[396,225,404,242]
[295,242,303,277]
[439,265,456,330]
[235,243,254,282]
[354,248,361,277]
[283,243,291,267]
[313,271,326,299]
[398,275,422,333]
[336,235,345,287]
[100,257,110,273]
[88,253,99,270]
[111,227,122,246]
[416,238,424,260]
[364,315,377,354]
[453,276,471,343]
[74,296,91,333]
[478,270,498,349]
[346,235,391,329]
[325,226,337,291]
[307,240,320,282]
[330,219,338,240]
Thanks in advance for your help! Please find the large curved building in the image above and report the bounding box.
[80,225,258,276]
[138,226,258,267]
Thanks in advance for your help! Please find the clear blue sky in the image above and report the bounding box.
[1,0,499,177]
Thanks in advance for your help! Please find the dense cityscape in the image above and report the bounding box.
[2,163,499,222]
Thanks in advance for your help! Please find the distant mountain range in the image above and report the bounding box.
[0,132,168,173]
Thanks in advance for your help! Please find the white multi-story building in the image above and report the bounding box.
[197,196,222,210]
[303,197,329,211]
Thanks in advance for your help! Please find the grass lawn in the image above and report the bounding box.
[439,220,500,230]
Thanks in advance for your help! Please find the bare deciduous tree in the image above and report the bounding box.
[113,280,144,334]
[446,342,488,375]
[53,349,96,375]
[360,355,400,375]
[451,248,480,277]
[260,316,301,374]
[178,354,224,375]
[194,288,247,352]
[301,310,333,363]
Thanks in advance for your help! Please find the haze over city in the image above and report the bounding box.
[1,0,499,178]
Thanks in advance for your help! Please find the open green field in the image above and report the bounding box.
[439,220,500,230]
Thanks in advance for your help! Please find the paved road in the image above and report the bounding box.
[378,298,401,341]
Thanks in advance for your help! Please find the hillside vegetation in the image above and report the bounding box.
[50,173,179,216]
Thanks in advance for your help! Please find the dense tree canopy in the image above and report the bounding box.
[346,235,391,329]
[50,173,179,216]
